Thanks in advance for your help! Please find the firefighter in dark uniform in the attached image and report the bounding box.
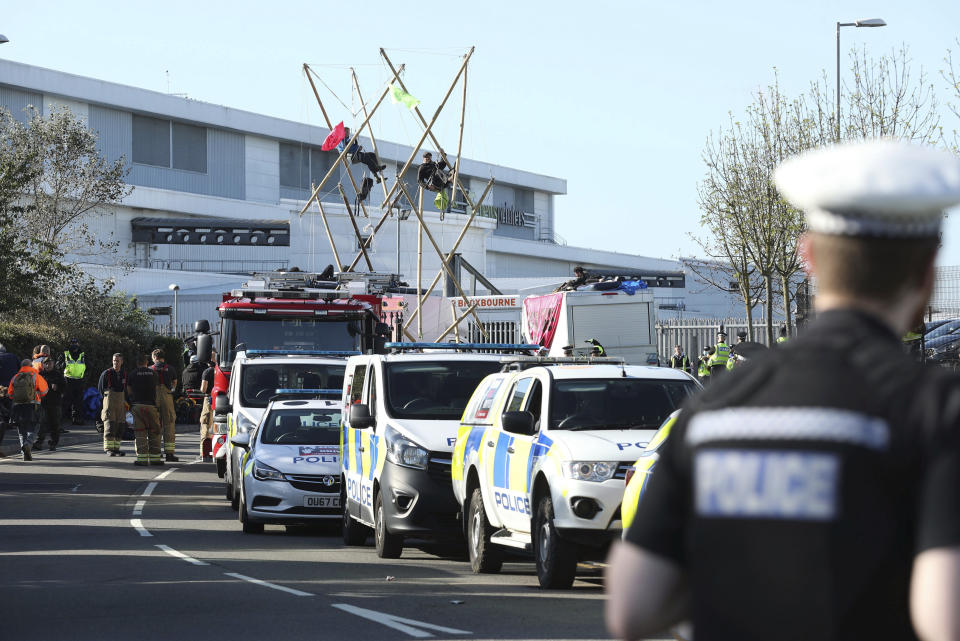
[606,140,960,641]
[127,353,163,466]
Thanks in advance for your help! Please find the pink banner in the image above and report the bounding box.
[523,293,564,348]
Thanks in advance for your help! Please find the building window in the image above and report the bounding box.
[172,122,206,172]
[132,115,207,172]
[279,142,335,190]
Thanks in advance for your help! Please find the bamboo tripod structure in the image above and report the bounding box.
[300,47,493,341]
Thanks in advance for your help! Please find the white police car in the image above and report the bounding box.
[452,360,698,588]
[231,398,342,533]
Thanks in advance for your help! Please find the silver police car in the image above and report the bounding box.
[232,398,342,533]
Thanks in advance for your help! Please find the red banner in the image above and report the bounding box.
[523,293,563,348]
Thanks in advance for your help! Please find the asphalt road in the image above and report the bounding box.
[0,434,655,641]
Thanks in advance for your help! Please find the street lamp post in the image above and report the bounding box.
[836,18,886,139]
[168,283,180,336]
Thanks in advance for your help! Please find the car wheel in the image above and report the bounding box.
[533,494,578,589]
[342,480,368,546]
[230,477,240,511]
[374,491,403,559]
[467,487,503,574]
[216,457,226,478]
[239,484,264,534]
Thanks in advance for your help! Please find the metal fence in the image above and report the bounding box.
[151,321,211,339]
[467,320,520,345]
[656,319,775,362]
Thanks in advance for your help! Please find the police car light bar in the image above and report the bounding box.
[246,350,361,358]
[384,342,541,353]
[273,388,342,397]
[499,355,626,367]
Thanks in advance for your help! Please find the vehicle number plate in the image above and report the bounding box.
[304,496,339,508]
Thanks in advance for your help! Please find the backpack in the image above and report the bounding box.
[11,371,36,404]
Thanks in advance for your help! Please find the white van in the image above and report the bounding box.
[339,342,536,558]
[522,290,659,365]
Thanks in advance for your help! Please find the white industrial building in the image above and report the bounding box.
[0,59,747,332]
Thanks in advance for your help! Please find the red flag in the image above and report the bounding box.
[321,121,346,151]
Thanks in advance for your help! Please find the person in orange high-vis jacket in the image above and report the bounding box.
[8,359,48,461]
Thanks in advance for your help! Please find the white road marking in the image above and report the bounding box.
[331,603,471,638]
[155,544,208,566]
[132,500,146,516]
[224,572,314,597]
[130,518,152,537]
[154,468,175,480]
[142,482,157,497]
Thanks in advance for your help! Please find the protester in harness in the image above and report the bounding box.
[338,127,387,184]
[418,152,452,192]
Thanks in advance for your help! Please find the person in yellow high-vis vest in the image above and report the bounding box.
[708,331,730,377]
[150,349,178,462]
[63,339,86,425]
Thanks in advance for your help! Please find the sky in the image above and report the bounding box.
[4,0,960,263]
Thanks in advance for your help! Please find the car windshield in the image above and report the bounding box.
[549,378,696,430]
[240,363,345,409]
[259,407,342,445]
[221,318,359,369]
[384,360,503,420]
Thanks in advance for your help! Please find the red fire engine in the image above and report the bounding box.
[196,271,397,475]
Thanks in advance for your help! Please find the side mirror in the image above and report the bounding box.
[349,404,375,430]
[501,411,535,436]
[197,333,213,363]
[214,394,232,415]
[231,433,250,449]
[194,319,210,334]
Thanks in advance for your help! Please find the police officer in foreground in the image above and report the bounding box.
[606,140,960,641]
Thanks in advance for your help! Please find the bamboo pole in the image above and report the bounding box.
[313,198,343,271]
[297,64,404,217]
[417,187,423,340]
[436,302,477,342]
[303,65,374,220]
[446,64,468,222]
[337,183,373,271]
[352,67,389,206]
[452,299,461,342]
[380,48,480,214]
[395,180,489,339]
[377,48,475,211]
[402,178,494,332]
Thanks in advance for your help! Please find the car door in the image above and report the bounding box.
[488,375,540,532]
[343,360,370,521]
[357,362,380,525]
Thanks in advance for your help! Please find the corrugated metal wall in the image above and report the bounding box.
[0,85,43,122]
[90,105,245,199]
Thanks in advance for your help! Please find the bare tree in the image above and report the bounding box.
[1,106,131,257]
[694,47,939,336]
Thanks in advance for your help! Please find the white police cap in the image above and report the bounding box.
[774,139,960,238]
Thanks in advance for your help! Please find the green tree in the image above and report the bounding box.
[0,153,71,314]
[1,106,131,257]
